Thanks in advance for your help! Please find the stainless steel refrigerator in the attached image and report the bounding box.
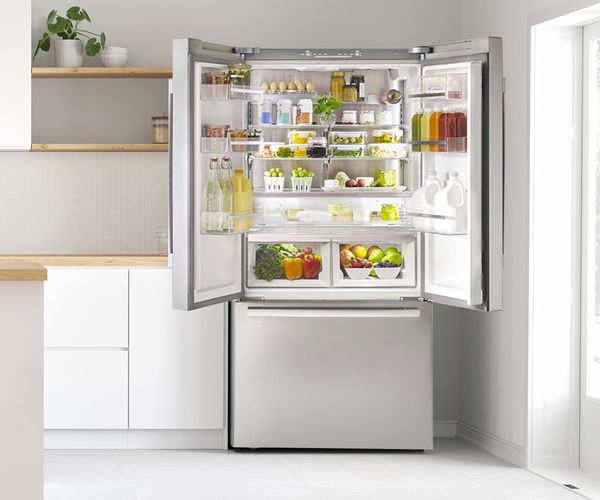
[171,37,503,449]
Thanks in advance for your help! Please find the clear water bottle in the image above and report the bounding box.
[219,156,234,231]
[203,157,224,232]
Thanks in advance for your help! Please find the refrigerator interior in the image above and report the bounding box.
[191,58,481,305]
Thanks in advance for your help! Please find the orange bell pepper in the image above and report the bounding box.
[283,258,303,280]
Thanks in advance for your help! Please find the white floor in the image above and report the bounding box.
[45,438,584,500]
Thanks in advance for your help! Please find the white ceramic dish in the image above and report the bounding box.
[374,267,401,280]
[345,267,372,280]
[100,53,128,67]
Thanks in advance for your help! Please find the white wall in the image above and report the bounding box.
[459,0,597,465]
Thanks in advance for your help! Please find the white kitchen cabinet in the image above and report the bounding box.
[0,1,31,150]
[129,268,225,430]
[44,350,128,429]
[44,268,128,348]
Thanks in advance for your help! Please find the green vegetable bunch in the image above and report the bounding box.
[314,95,342,117]
[253,245,284,282]
[33,7,106,60]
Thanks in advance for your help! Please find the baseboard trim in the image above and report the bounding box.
[44,429,225,450]
[433,420,457,437]
[456,421,526,466]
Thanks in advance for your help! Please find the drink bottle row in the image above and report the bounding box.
[411,109,467,152]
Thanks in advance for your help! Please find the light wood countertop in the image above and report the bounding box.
[0,263,47,281]
[0,255,168,267]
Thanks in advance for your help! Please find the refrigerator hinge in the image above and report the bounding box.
[409,46,433,60]
[234,47,261,58]
[240,296,265,302]
[418,297,432,303]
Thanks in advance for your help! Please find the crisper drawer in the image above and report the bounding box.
[332,236,417,288]
[246,235,331,288]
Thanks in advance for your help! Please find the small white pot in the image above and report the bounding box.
[54,39,83,67]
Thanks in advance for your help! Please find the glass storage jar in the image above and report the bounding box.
[330,71,345,101]
[307,137,327,158]
[151,116,169,144]
[341,110,358,124]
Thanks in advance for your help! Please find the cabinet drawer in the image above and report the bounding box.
[44,350,128,429]
[44,268,128,348]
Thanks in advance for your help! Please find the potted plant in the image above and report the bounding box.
[314,95,342,126]
[33,7,106,67]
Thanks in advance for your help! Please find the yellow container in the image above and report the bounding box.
[231,169,254,231]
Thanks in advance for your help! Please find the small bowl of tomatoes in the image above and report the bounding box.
[343,258,373,280]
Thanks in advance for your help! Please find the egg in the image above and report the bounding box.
[296,81,305,91]
[287,81,297,91]
[306,82,315,91]
[269,81,278,91]
[278,80,287,91]
[260,82,269,90]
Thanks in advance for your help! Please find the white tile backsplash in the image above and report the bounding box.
[0,152,168,254]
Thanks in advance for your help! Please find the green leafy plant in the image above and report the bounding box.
[314,95,342,117]
[33,7,106,60]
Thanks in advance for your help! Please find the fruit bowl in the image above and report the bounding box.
[374,267,401,280]
[344,267,372,280]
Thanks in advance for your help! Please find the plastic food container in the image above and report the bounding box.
[228,63,252,87]
[264,175,285,192]
[291,176,313,192]
[381,204,399,221]
[228,129,248,152]
[327,204,352,219]
[329,131,367,145]
[372,129,403,144]
[329,144,365,158]
[203,71,228,85]
[359,110,375,125]
[352,209,370,222]
[341,110,358,124]
[323,179,339,190]
[307,137,328,158]
[289,130,317,144]
[203,124,230,137]
[368,143,408,158]
[291,144,308,158]
[375,110,393,125]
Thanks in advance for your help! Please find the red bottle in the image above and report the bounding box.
[455,110,467,152]
[438,108,456,152]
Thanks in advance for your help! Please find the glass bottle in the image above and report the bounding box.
[411,109,422,152]
[429,108,441,152]
[420,110,431,152]
[219,156,234,231]
[330,71,345,101]
[203,157,224,232]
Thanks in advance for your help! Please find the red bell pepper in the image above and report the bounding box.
[302,254,322,279]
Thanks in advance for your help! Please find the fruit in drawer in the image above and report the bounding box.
[340,249,355,267]
[381,251,403,267]
[344,258,372,269]
[383,247,399,256]
[367,248,385,264]
[339,243,351,252]
[367,245,382,258]
[349,244,367,259]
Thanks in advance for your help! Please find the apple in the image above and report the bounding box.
[340,249,355,266]
[340,244,351,252]
[349,244,367,260]
[357,179,365,188]
[345,179,357,188]
[367,245,382,258]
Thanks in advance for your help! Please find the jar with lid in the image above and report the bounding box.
[359,110,375,125]
[260,98,273,124]
[330,71,345,101]
[307,137,327,158]
[381,204,399,222]
[277,99,293,125]
[350,75,365,101]
[297,99,313,125]
[228,63,252,87]
[151,116,169,144]
[375,109,393,125]
[342,82,358,102]
[341,110,358,125]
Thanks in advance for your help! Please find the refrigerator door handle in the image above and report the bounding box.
[246,308,420,319]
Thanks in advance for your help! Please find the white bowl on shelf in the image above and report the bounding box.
[99,47,129,67]
[374,267,401,280]
[344,267,372,280]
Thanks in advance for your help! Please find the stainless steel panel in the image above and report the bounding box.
[230,301,433,450]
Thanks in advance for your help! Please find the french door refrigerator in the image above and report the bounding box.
[171,37,503,450]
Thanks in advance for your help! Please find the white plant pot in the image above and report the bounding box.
[54,39,83,68]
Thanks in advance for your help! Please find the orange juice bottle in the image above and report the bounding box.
[420,111,431,152]
[231,169,254,231]
[429,108,441,152]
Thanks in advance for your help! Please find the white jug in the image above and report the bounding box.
[412,172,442,230]
[433,172,466,233]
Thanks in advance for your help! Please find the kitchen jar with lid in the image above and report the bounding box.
[381,204,399,221]
[350,75,366,101]
[228,63,252,87]
[307,137,327,158]
[330,71,345,101]
[341,110,358,125]
[359,110,375,125]
[375,109,393,125]
[342,82,358,102]
[297,99,313,125]
[151,116,169,144]
[277,99,293,125]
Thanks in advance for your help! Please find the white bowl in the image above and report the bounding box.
[374,267,401,280]
[102,46,128,53]
[344,267,372,280]
[100,53,128,67]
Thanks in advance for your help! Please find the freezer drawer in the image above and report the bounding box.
[230,302,433,450]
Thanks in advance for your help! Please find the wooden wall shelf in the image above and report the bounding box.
[31,144,168,152]
[32,67,172,78]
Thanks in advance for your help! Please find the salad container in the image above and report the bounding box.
[368,143,409,158]
[289,130,317,144]
[329,131,367,145]
[372,129,403,144]
[329,144,365,158]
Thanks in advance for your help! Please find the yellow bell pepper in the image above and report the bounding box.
[283,258,303,280]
